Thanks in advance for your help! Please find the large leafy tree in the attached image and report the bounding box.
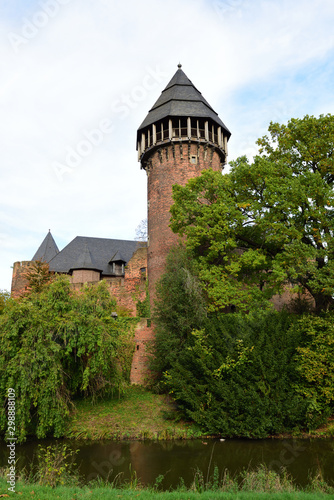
[0,276,135,441]
[170,114,334,313]
[152,250,333,436]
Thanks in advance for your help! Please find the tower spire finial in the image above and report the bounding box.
[177,62,182,69]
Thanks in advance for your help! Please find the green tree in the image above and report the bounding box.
[0,290,10,314]
[0,276,135,441]
[150,245,207,381]
[23,260,53,293]
[170,114,334,313]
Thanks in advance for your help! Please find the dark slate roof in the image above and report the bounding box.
[32,231,59,263]
[69,244,102,272]
[137,65,231,137]
[110,251,127,263]
[48,236,143,275]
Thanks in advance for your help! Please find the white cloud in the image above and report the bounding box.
[0,0,334,289]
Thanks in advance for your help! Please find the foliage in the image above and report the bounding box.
[170,114,334,313]
[1,464,334,497]
[23,260,53,293]
[150,245,207,381]
[292,313,334,426]
[239,465,295,493]
[33,444,80,487]
[162,310,312,438]
[0,289,10,314]
[136,281,150,317]
[0,276,135,441]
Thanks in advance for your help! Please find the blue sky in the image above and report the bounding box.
[0,0,334,290]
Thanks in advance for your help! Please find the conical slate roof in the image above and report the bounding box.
[137,64,231,136]
[69,243,102,272]
[32,231,59,263]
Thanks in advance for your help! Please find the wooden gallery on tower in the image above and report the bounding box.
[11,65,231,383]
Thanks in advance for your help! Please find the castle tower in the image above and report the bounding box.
[137,64,231,306]
[11,230,59,298]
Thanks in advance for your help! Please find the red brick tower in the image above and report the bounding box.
[137,64,231,307]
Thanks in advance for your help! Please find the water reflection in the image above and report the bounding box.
[1,438,333,489]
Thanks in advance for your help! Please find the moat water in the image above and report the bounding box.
[1,437,334,488]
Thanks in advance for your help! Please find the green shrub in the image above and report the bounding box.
[163,310,309,437]
[292,313,334,427]
[33,444,80,487]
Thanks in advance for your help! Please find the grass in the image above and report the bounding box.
[66,385,334,441]
[1,464,334,499]
[66,385,203,440]
[1,482,334,499]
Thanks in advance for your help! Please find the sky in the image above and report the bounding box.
[0,0,334,291]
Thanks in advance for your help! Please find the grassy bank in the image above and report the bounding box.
[1,465,334,499]
[1,483,334,499]
[66,385,334,441]
[66,385,204,440]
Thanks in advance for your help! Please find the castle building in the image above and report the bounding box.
[11,232,147,316]
[137,64,231,305]
[11,65,231,383]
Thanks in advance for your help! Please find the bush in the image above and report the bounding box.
[292,313,334,427]
[163,310,309,437]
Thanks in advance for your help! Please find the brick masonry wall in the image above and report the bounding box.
[271,285,315,311]
[130,318,155,384]
[11,261,34,298]
[107,246,147,316]
[68,247,148,317]
[71,269,101,284]
[146,142,223,306]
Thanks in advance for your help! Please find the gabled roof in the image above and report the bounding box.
[137,64,231,137]
[48,236,144,275]
[32,231,59,263]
